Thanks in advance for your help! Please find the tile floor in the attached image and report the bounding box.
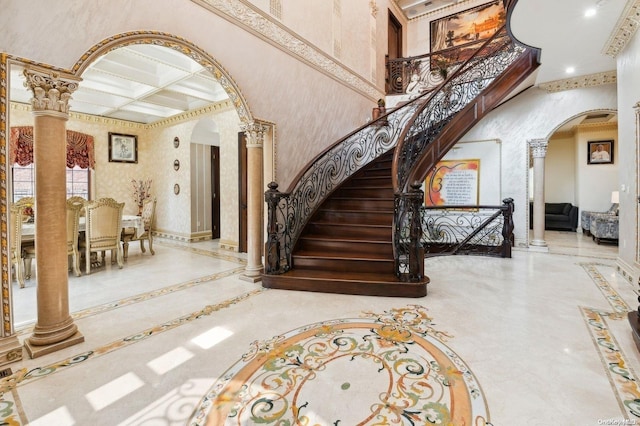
[2,230,638,425]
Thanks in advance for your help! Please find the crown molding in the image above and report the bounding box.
[603,0,640,57]
[190,0,381,100]
[538,70,617,93]
[10,99,235,130]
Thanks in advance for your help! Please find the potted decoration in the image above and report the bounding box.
[131,178,152,216]
[372,98,386,121]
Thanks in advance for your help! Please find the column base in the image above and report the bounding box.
[24,331,84,359]
[529,240,549,251]
[239,272,263,283]
[0,336,24,366]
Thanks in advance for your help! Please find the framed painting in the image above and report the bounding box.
[425,159,480,206]
[108,132,138,163]
[430,1,505,65]
[587,140,614,165]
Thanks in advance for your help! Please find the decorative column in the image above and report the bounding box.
[240,122,267,282]
[529,138,549,250]
[23,68,84,358]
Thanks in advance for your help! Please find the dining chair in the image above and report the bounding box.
[82,197,124,274]
[10,197,36,288]
[66,198,84,276]
[122,197,157,258]
[67,196,87,216]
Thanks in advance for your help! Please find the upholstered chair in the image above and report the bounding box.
[589,212,619,244]
[581,203,618,236]
[66,198,84,276]
[121,197,157,259]
[10,197,36,288]
[81,197,124,274]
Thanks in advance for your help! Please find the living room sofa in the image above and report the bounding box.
[529,202,579,231]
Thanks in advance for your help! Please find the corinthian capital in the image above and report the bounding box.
[23,68,79,115]
[241,122,268,148]
[528,138,548,158]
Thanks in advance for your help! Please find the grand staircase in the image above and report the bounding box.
[262,151,428,297]
[262,2,540,297]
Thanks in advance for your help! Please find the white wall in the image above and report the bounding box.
[615,28,640,279]
[461,84,617,247]
[545,135,576,204]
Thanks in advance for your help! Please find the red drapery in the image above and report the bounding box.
[10,126,95,169]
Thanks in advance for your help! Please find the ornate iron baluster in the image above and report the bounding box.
[394,183,424,282]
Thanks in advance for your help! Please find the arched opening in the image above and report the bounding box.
[3,33,253,330]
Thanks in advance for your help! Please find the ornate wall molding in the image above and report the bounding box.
[71,31,253,125]
[190,0,380,100]
[528,138,548,158]
[603,0,640,57]
[11,99,235,131]
[538,71,617,93]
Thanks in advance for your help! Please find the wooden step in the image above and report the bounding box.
[262,269,428,297]
[334,187,394,199]
[305,222,391,239]
[322,197,394,211]
[297,235,393,256]
[313,209,393,225]
[292,251,394,274]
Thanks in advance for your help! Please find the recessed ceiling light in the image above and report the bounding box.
[566,67,575,74]
[585,8,597,17]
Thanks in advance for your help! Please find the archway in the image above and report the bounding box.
[0,32,256,351]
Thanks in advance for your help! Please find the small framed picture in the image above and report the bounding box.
[587,140,614,165]
[109,132,138,163]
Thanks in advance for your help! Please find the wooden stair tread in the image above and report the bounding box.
[276,269,403,283]
[294,250,392,261]
[299,234,392,244]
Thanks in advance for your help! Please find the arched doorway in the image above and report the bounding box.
[1,32,254,335]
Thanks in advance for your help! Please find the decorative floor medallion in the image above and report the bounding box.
[191,305,489,425]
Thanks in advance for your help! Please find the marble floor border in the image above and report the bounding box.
[580,262,640,422]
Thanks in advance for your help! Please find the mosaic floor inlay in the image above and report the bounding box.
[190,305,489,426]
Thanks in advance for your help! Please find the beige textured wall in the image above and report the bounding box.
[9,102,241,242]
[0,0,383,191]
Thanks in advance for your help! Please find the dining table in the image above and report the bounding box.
[22,214,144,245]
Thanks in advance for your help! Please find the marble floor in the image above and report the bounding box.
[1,230,638,425]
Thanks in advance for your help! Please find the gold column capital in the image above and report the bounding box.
[528,138,548,158]
[23,68,80,116]
[241,122,268,148]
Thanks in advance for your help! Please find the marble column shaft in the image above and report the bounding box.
[529,139,548,248]
[241,122,266,281]
[22,69,84,357]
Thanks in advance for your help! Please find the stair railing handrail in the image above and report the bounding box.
[386,37,497,95]
[421,198,514,258]
[263,87,437,275]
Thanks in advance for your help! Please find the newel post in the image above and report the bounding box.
[394,183,425,282]
[501,197,515,258]
[264,181,282,274]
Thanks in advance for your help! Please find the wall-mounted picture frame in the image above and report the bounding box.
[430,0,507,61]
[173,136,180,148]
[174,183,180,195]
[587,140,614,165]
[174,159,180,171]
[108,132,138,163]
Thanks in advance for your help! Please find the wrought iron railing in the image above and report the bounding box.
[392,25,529,279]
[422,198,514,258]
[263,90,435,274]
[386,39,489,96]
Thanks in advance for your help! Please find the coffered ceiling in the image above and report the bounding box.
[10,44,229,125]
[8,0,632,127]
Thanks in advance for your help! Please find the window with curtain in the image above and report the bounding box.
[10,126,94,202]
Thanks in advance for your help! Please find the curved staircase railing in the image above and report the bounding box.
[264,90,436,274]
[392,21,541,280]
[265,0,540,282]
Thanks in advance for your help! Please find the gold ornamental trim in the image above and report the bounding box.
[603,0,640,57]
[539,71,617,93]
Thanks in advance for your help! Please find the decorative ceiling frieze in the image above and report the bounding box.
[603,0,640,57]
[538,70,617,93]
[190,0,381,100]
